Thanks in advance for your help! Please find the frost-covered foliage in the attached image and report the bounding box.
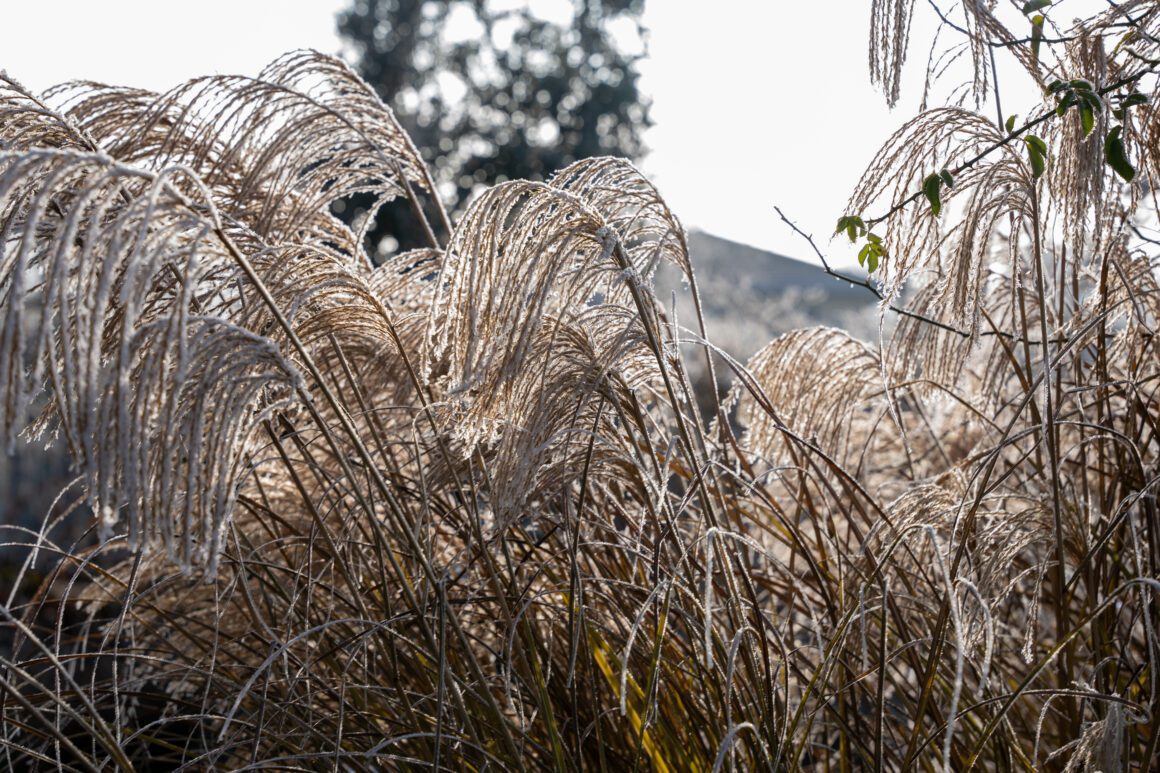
[1,4,1159,766]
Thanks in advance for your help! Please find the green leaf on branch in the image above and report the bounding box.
[1005,114,1019,133]
[1115,92,1148,120]
[1022,0,1051,12]
[1079,103,1095,136]
[1078,89,1102,111]
[1024,134,1047,178]
[835,215,866,243]
[923,173,943,216]
[1105,126,1135,181]
[1050,78,1103,128]
[1122,92,1149,109]
[858,233,885,274]
[1031,14,1045,61]
[939,169,954,188]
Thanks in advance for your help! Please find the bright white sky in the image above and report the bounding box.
[0,2,1026,264]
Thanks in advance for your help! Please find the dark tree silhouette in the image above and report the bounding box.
[337,0,651,256]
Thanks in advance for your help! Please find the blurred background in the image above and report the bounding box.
[2,1,922,263]
[0,1,915,558]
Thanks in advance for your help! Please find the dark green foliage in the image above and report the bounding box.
[337,0,652,254]
[922,172,943,216]
[1025,133,1047,177]
[1105,125,1135,181]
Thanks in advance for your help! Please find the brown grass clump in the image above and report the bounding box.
[1,5,1159,769]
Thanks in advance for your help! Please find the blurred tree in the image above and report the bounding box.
[337,0,651,256]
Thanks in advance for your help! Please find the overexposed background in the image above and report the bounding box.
[1,2,963,263]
